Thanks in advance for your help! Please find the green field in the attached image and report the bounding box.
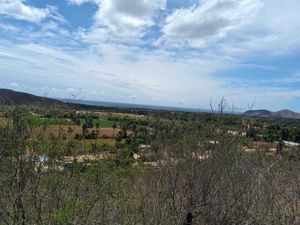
[28,118,73,126]
[80,118,117,128]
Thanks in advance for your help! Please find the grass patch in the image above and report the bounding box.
[80,118,117,128]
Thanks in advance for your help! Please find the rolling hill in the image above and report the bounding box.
[0,89,64,106]
[243,109,300,119]
[2,89,300,120]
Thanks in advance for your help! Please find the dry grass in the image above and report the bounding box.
[242,141,279,156]
[33,125,121,138]
[0,117,9,127]
[111,112,145,119]
[76,110,145,119]
[80,139,116,146]
[97,127,121,137]
[64,152,112,163]
[243,147,256,153]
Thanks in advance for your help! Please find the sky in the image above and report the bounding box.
[0,0,300,112]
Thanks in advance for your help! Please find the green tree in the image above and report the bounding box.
[112,122,117,138]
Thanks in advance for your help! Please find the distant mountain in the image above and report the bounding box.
[62,98,206,113]
[244,109,300,119]
[0,89,203,112]
[0,89,64,106]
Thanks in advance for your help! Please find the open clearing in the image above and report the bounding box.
[33,125,121,138]
[77,111,145,119]
[80,139,116,146]
[79,118,117,128]
[29,117,116,128]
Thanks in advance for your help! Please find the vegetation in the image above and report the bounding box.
[28,117,73,126]
[79,118,117,128]
[1,105,300,224]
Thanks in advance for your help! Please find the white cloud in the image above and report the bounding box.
[271,73,300,84]
[71,0,300,58]
[1,0,300,112]
[0,40,230,107]
[96,0,165,37]
[1,35,300,111]
[0,23,19,32]
[230,0,300,56]
[10,82,19,87]
[41,21,70,36]
[159,0,263,48]
[68,0,97,5]
[70,0,166,39]
[0,0,64,23]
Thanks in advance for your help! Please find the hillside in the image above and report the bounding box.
[0,89,64,106]
[244,109,300,119]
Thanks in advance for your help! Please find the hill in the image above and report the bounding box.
[0,89,64,106]
[243,109,300,119]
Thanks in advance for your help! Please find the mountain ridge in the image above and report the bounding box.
[244,109,300,119]
[1,89,299,118]
[0,89,64,106]
[0,89,204,112]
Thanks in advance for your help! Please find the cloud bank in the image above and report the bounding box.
[1,0,300,111]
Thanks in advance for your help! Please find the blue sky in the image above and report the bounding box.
[1,0,300,112]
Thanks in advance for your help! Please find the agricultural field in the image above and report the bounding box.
[79,118,117,128]
[2,105,300,224]
[33,125,121,139]
[27,117,117,127]
[28,117,73,125]
[76,111,145,119]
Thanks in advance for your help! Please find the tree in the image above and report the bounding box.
[276,140,283,155]
[0,107,30,224]
[85,115,94,128]
[82,123,88,138]
[112,122,117,138]
[121,124,128,139]
[96,122,100,129]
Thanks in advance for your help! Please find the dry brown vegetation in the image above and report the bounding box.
[33,125,121,138]
[80,138,116,145]
[2,107,300,225]
[76,110,145,119]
